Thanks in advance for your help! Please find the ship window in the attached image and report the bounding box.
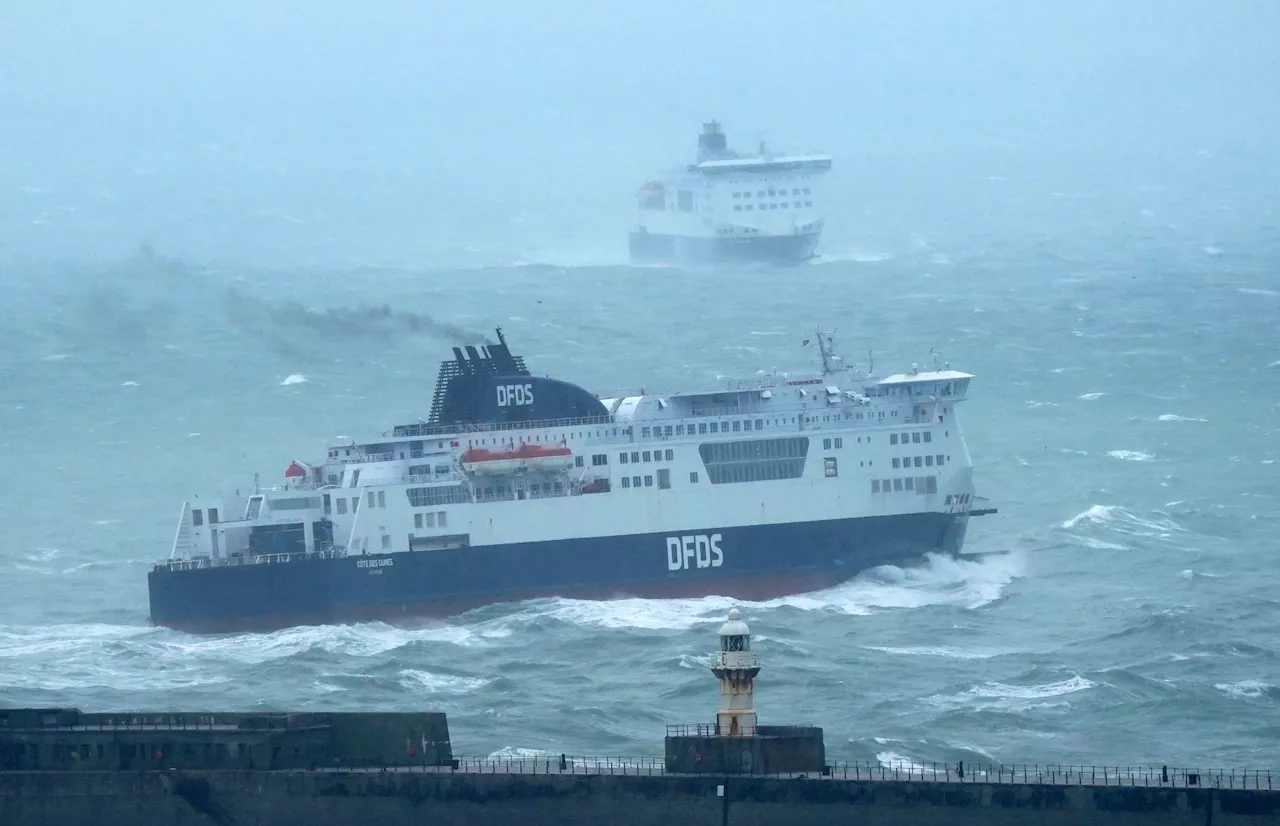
[367,491,375,508]
[835,438,843,448]
[593,454,608,466]
[631,451,640,463]
[732,192,740,198]
[208,508,219,524]
[893,479,903,491]
[664,426,673,437]
[677,190,694,212]
[438,511,447,527]
[757,191,765,197]
[734,205,742,212]
[699,437,809,484]
[823,438,831,450]
[892,458,900,469]
[803,188,811,194]
[905,477,914,491]
[914,457,923,468]
[824,457,838,477]
[621,477,631,488]
[381,535,391,549]
[642,427,650,438]
[643,450,651,462]
[732,421,741,431]
[658,469,671,489]
[890,433,898,445]
[414,513,423,529]
[619,453,628,464]
[805,201,812,207]
[323,494,332,515]
[690,472,699,483]
[676,425,684,435]
[425,512,435,527]
[924,432,932,443]
[633,476,641,487]
[744,419,753,431]
[710,422,718,433]
[575,456,584,467]
[925,455,934,466]
[406,486,469,507]
[872,480,880,493]
[644,475,653,487]
[912,432,921,443]
[337,498,347,515]
[756,419,763,429]
[926,476,938,494]
[770,203,778,209]
[192,509,203,527]
[665,449,673,461]
[938,454,946,465]
[745,204,753,211]
[377,490,386,508]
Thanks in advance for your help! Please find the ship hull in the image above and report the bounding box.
[628,230,821,265]
[148,511,970,634]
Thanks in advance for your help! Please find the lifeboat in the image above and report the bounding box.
[460,443,574,475]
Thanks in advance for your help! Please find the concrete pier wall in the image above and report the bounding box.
[3,768,1278,826]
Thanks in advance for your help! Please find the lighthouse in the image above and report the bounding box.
[711,608,760,737]
[663,607,826,774]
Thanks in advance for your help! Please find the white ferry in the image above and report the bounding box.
[629,121,832,264]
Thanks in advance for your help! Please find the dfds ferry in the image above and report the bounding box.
[149,328,996,633]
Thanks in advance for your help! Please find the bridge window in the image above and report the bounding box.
[192,509,203,526]
[575,456,585,467]
[698,437,809,484]
[592,454,608,466]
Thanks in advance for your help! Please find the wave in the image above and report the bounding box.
[1107,450,1155,462]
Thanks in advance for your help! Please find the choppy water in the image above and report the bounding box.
[2,186,1279,771]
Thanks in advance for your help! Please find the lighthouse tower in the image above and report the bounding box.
[711,608,760,737]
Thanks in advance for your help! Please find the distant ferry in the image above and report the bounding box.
[148,327,995,634]
[629,121,832,265]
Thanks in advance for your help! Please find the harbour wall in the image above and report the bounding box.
[4,767,1279,826]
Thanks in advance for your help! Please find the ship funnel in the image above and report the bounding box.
[698,121,728,161]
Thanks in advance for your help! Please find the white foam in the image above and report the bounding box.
[398,669,490,695]
[120,381,140,387]
[1215,680,1272,700]
[1078,392,1106,400]
[1158,414,1207,422]
[1238,287,1277,297]
[280,374,308,386]
[862,645,997,660]
[1107,450,1154,461]
[1061,505,1184,537]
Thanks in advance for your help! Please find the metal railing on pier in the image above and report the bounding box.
[319,756,1275,791]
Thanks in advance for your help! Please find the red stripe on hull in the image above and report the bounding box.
[152,569,857,635]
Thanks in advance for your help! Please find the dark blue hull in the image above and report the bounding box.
[628,230,820,265]
[148,512,970,634]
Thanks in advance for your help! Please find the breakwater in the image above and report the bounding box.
[3,758,1277,826]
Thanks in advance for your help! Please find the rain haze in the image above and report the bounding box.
[1,0,1279,777]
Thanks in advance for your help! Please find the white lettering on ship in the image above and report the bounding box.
[496,384,535,407]
[356,558,393,569]
[666,534,723,571]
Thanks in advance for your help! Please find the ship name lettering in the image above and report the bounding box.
[497,383,535,407]
[666,533,723,571]
[356,558,393,569]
